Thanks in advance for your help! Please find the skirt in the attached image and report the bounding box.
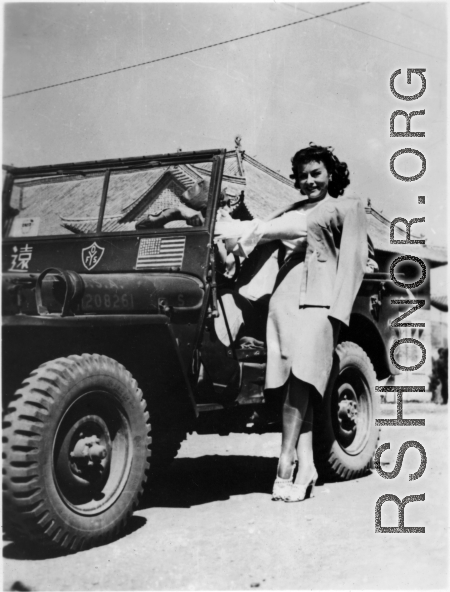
[265,255,338,397]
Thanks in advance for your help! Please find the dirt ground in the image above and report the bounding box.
[2,403,448,591]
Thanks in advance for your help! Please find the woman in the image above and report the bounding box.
[138,146,368,503]
[230,143,368,502]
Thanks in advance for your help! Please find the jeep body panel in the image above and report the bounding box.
[2,313,197,428]
[2,149,226,419]
[351,272,400,379]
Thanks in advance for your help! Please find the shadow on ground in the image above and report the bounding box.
[2,515,147,561]
[142,454,279,509]
[141,453,375,510]
[3,454,374,560]
[2,455,279,559]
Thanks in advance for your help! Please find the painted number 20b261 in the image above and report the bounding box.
[83,292,135,310]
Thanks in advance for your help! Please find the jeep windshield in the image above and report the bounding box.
[3,151,226,238]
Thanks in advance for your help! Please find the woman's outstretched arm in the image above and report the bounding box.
[220,213,307,258]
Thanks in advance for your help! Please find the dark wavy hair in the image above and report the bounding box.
[290,143,350,198]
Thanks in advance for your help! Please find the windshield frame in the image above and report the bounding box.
[2,149,225,241]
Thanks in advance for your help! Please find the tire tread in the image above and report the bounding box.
[315,341,380,481]
[3,354,151,552]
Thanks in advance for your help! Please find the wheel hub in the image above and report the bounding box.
[338,398,358,429]
[56,414,112,495]
[336,383,359,442]
[70,433,108,474]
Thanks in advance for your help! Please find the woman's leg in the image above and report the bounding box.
[277,375,310,479]
[295,398,316,483]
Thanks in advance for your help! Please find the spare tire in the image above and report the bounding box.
[2,354,150,552]
[314,341,380,480]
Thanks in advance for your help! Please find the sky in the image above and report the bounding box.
[2,2,448,255]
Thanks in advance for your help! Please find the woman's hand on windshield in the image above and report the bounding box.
[179,204,204,226]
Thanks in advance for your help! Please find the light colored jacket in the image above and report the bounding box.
[269,196,368,326]
[238,196,368,327]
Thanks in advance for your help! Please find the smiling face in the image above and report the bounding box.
[297,160,331,202]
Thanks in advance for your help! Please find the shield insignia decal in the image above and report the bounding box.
[82,242,105,271]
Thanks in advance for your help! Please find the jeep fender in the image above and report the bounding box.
[2,314,197,428]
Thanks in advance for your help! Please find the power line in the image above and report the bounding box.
[377,3,445,33]
[4,3,367,100]
[291,2,445,61]
[324,17,444,61]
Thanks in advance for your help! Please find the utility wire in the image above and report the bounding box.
[323,18,444,61]
[291,2,445,61]
[4,2,367,99]
[378,3,445,33]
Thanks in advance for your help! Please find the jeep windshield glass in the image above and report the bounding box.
[101,161,214,233]
[6,173,104,238]
[4,158,218,238]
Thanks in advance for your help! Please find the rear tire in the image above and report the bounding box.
[2,354,150,552]
[315,341,380,480]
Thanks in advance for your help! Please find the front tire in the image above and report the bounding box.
[315,341,380,480]
[2,354,150,552]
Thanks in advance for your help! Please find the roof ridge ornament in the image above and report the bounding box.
[234,135,244,176]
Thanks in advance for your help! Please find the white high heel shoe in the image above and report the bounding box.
[285,467,318,503]
[272,463,296,501]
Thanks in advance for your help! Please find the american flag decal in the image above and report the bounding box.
[136,236,186,269]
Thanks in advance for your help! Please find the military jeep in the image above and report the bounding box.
[2,149,398,552]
